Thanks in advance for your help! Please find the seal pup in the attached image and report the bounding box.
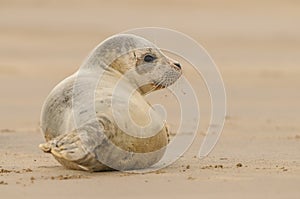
[39,34,182,171]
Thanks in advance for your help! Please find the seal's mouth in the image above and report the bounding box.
[153,82,166,89]
[152,79,175,89]
[153,62,182,90]
[149,82,165,90]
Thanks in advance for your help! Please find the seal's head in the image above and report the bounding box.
[89,34,182,94]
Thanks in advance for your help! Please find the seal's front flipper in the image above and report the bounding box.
[39,131,108,171]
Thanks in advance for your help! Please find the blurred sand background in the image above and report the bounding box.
[0,0,299,198]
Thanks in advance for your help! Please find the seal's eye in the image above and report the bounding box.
[144,55,155,62]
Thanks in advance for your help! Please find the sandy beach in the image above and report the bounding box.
[0,0,299,198]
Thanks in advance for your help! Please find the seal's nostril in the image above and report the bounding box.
[174,62,181,69]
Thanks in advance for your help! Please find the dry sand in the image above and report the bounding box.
[0,0,299,198]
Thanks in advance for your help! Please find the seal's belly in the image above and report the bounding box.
[41,72,168,153]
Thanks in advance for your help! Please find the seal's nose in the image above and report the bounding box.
[174,62,181,69]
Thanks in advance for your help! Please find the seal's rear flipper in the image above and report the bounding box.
[39,131,109,172]
[39,142,51,153]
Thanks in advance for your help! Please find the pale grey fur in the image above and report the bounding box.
[39,34,181,171]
